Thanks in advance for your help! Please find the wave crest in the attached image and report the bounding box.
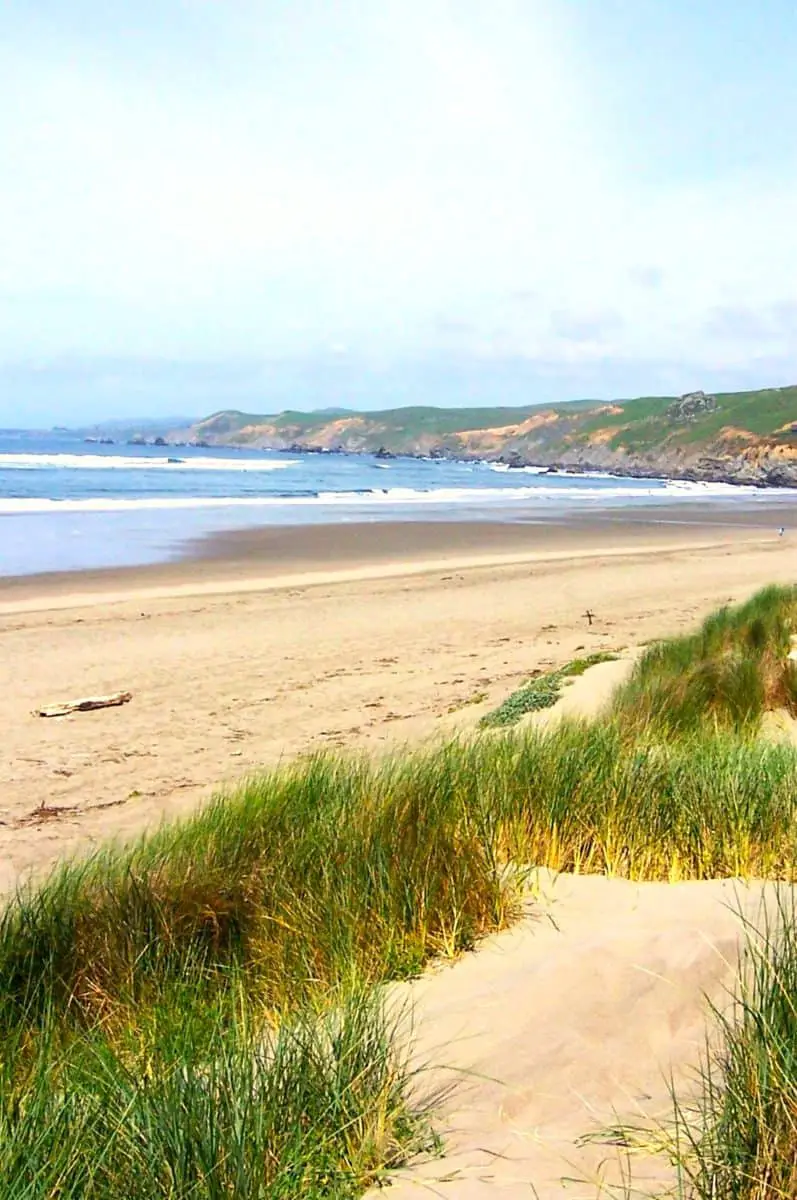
[0,453,298,472]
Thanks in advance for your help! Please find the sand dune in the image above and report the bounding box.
[370,873,775,1199]
[527,655,637,730]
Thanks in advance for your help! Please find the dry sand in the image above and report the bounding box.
[527,655,637,730]
[367,873,776,1200]
[2,513,796,890]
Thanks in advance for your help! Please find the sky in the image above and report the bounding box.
[2,0,797,425]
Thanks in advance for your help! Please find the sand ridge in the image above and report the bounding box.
[368,873,776,1199]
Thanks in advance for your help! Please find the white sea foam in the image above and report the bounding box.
[485,462,779,497]
[487,462,550,475]
[0,479,778,515]
[0,453,298,472]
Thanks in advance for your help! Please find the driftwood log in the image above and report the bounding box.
[35,691,133,719]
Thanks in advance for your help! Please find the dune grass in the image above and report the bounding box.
[2,722,797,1194]
[3,585,797,1195]
[0,750,511,1033]
[0,752,510,1195]
[0,986,428,1199]
[672,893,797,1200]
[4,721,797,1043]
[614,584,797,735]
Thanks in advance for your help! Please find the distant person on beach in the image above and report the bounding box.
[778,527,785,536]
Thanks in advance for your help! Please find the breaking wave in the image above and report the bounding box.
[0,453,298,472]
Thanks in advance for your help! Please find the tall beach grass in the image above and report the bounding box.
[614,584,797,735]
[3,722,797,1194]
[673,892,797,1200]
[0,985,428,1199]
[3,723,797,1039]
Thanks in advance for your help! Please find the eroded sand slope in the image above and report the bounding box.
[369,874,775,1199]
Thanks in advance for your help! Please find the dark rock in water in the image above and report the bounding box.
[374,445,395,459]
[666,390,718,422]
[496,450,527,468]
[153,436,167,446]
[288,442,336,455]
[167,457,184,464]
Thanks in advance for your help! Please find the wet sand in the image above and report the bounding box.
[2,501,794,612]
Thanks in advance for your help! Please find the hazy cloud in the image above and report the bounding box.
[628,266,665,291]
[704,301,797,344]
[549,309,625,345]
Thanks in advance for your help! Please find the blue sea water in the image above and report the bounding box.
[0,431,784,576]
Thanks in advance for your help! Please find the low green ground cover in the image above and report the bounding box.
[478,652,618,728]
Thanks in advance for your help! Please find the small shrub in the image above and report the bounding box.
[479,652,617,729]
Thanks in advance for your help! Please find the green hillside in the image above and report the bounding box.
[180,383,797,484]
[566,386,797,455]
[193,401,581,441]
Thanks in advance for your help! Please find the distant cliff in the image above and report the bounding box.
[173,385,797,487]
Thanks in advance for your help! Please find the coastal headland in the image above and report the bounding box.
[156,383,797,487]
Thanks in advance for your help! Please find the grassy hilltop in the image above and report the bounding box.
[180,383,797,485]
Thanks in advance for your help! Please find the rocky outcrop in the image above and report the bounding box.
[665,391,718,422]
[489,449,797,489]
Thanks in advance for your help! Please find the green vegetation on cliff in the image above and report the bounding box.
[183,383,797,484]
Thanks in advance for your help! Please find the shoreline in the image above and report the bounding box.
[118,432,797,489]
[2,503,796,613]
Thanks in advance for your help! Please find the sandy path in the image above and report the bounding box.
[1,521,794,890]
[368,873,774,1200]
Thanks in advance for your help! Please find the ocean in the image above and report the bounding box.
[0,432,787,576]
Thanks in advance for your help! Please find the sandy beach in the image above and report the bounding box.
[1,509,796,890]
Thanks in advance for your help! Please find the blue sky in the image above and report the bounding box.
[2,0,797,424]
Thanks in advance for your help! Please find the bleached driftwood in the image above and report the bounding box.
[35,691,133,719]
